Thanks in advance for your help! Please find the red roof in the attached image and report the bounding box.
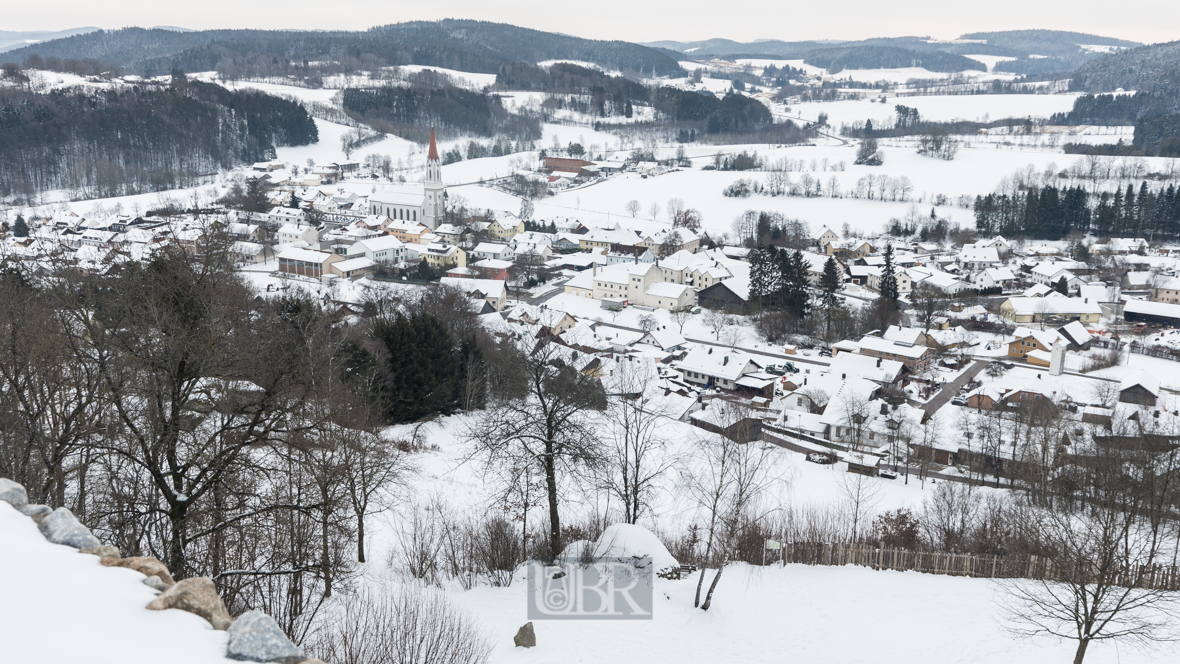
[428,127,439,161]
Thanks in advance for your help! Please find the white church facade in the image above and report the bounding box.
[368,128,446,229]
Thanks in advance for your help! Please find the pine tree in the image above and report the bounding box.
[1055,276,1069,295]
[879,244,899,305]
[818,257,842,340]
[784,249,811,320]
[12,215,29,238]
[748,246,769,312]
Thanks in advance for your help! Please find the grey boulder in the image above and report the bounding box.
[38,507,101,549]
[513,622,536,648]
[0,478,28,508]
[226,610,303,662]
[19,504,52,523]
[143,576,169,592]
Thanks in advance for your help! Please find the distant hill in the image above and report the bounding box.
[0,28,99,53]
[1070,40,1180,111]
[962,29,1141,75]
[648,30,1141,77]
[2,21,683,78]
[804,45,985,74]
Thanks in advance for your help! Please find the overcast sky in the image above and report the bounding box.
[6,1,1179,45]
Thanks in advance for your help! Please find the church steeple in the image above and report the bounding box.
[425,126,442,184]
[422,126,445,230]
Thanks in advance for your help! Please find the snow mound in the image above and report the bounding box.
[0,503,232,664]
[592,523,679,571]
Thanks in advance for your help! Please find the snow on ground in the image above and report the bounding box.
[1089,352,1180,392]
[399,64,497,89]
[788,94,1083,127]
[454,562,1176,664]
[0,503,233,664]
[962,54,1019,72]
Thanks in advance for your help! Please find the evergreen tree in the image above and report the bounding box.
[783,249,811,320]
[879,244,899,305]
[818,256,843,340]
[1055,276,1069,295]
[748,246,769,312]
[287,190,300,209]
[372,313,463,422]
[12,215,28,238]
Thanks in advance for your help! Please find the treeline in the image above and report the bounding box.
[652,88,779,135]
[496,62,648,118]
[974,182,1180,239]
[804,46,985,74]
[4,21,683,80]
[342,85,541,141]
[0,78,316,201]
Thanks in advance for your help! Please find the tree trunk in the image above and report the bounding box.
[544,452,561,561]
[1073,638,1089,664]
[356,512,366,563]
[168,504,188,580]
[701,565,725,611]
[321,503,332,598]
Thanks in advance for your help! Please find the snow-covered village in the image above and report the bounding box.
[5,9,1180,664]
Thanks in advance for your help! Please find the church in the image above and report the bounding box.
[368,128,446,229]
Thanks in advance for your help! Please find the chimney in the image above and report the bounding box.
[842,373,846,380]
[876,358,882,368]
[723,356,729,365]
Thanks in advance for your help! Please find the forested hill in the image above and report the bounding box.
[1069,40,1180,108]
[649,30,1139,76]
[0,77,317,202]
[804,46,985,74]
[3,21,683,78]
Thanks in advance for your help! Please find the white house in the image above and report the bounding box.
[345,235,410,265]
[471,242,515,262]
[975,267,1016,290]
[277,224,320,246]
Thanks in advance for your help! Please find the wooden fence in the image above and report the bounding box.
[772,542,1180,591]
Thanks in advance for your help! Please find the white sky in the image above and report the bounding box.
[5,1,1179,46]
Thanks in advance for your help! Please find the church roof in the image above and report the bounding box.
[428,127,439,161]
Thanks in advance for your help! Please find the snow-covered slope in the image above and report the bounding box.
[0,503,233,664]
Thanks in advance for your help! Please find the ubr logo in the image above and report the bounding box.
[527,556,654,620]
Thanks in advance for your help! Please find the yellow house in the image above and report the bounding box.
[488,215,525,242]
[422,243,466,269]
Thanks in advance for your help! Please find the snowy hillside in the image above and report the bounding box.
[0,502,233,664]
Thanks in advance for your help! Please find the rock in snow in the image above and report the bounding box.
[19,504,52,523]
[80,545,121,558]
[0,478,28,508]
[225,610,302,662]
[147,577,234,630]
[513,621,536,648]
[38,507,101,549]
[101,555,176,587]
[143,575,169,592]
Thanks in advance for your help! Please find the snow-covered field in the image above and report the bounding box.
[788,94,1083,127]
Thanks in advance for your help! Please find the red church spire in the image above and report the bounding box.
[428,126,439,161]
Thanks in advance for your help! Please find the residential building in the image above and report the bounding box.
[471,242,515,262]
[276,224,320,246]
[676,347,760,391]
[422,243,466,269]
[856,335,933,373]
[999,297,1102,324]
[345,235,410,265]
[440,277,507,311]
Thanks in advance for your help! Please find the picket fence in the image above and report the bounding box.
[772,542,1180,591]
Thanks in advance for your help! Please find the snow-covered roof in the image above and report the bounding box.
[1119,370,1160,396]
[1124,298,1180,320]
[334,257,375,272]
[676,347,759,382]
[1004,297,1102,316]
[278,248,335,263]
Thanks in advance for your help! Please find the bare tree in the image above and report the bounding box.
[1000,442,1180,663]
[625,200,641,217]
[600,360,674,524]
[837,470,884,543]
[465,339,607,559]
[670,308,693,334]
